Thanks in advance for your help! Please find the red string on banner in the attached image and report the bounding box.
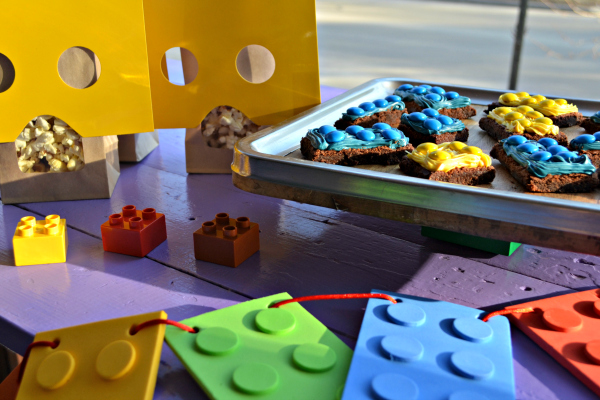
[270,293,398,308]
[18,340,59,383]
[482,307,535,322]
[130,318,196,335]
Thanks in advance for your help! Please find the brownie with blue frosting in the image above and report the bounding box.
[491,135,598,192]
[581,111,600,134]
[399,108,469,146]
[569,132,600,168]
[334,96,406,131]
[394,84,476,119]
[300,123,413,166]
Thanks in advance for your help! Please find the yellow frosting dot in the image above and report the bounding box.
[447,141,467,151]
[518,118,532,128]
[494,107,512,116]
[516,105,533,113]
[515,92,529,98]
[429,150,451,161]
[460,146,483,156]
[555,99,567,106]
[526,110,543,119]
[532,94,546,102]
[505,112,524,122]
[415,142,438,154]
[501,93,519,103]
[539,99,555,107]
[535,117,553,125]
[520,97,537,105]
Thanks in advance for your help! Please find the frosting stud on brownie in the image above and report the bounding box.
[400,141,495,185]
[581,111,600,134]
[333,96,406,130]
[490,135,598,193]
[300,123,413,166]
[393,84,476,119]
[399,108,469,146]
[569,132,600,168]
[485,92,583,127]
[479,105,568,145]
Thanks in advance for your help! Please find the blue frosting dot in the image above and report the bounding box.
[445,91,459,100]
[437,115,454,126]
[430,86,446,95]
[425,93,442,102]
[574,134,596,144]
[411,87,427,95]
[422,108,439,118]
[345,125,364,135]
[385,95,401,103]
[506,135,527,145]
[594,132,600,141]
[347,107,365,117]
[372,122,391,130]
[324,130,345,143]
[381,129,401,140]
[399,84,413,90]
[424,119,443,131]
[408,112,427,122]
[356,129,376,141]
[419,84,432,89]
[595,111,600,118]
[556,151,578,161]
[530,151,552,161]
[318,125,336,135]
[373,99,389,108]
[548,145,568,155]
[516,143,538,153]
[537,137,558,148]
[359,102,376,112]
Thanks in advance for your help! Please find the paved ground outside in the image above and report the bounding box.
[316,0,600,99]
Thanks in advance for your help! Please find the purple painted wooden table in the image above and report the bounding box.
[1,86,599,399]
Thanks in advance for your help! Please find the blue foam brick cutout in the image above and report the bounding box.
[341,290,515,400]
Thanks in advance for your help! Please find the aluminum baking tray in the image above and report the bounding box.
[232,78,600,255]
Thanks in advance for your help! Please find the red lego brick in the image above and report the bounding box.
[101,205,167,257]
[507,289,600,397]
[193,213,259,267]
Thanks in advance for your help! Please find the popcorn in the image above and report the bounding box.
[200,106,265,149]
[15,116,85,173]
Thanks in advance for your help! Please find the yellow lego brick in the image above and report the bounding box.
[13,215,68,266]
[0,0,154,142]
[16,311,167,400]
[143,0,321,129]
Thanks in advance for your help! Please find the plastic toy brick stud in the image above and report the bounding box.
[342,290,515,400]
[164,293,353,400]
[101,205,167,257]
[507,289,600,397]
[193,213,259,267]
[13,215,68,266]
[15,311,167,400]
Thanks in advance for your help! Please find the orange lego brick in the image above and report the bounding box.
[193,213,259,267]
[101,205,167,257]
[508,289,600,397]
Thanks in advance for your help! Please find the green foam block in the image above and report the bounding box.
[421,226,521,256]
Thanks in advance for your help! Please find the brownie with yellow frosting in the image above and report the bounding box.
[400,141,495,185]
[581,111,600,134]
[485,92,582,127]
[479,105,568,145]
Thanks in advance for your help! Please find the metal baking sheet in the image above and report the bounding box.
[232,78,600,255]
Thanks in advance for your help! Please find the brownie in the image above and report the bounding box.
[334,109,406,131]
[573,150,600,169]
[491,142,599,193]
[581,118,600,134]
[485,102,582,127]
[479,117,568,146]
[300,137,413,166]
[405,101,476,119]
[400,123,469,146]
[400,156,495,185]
